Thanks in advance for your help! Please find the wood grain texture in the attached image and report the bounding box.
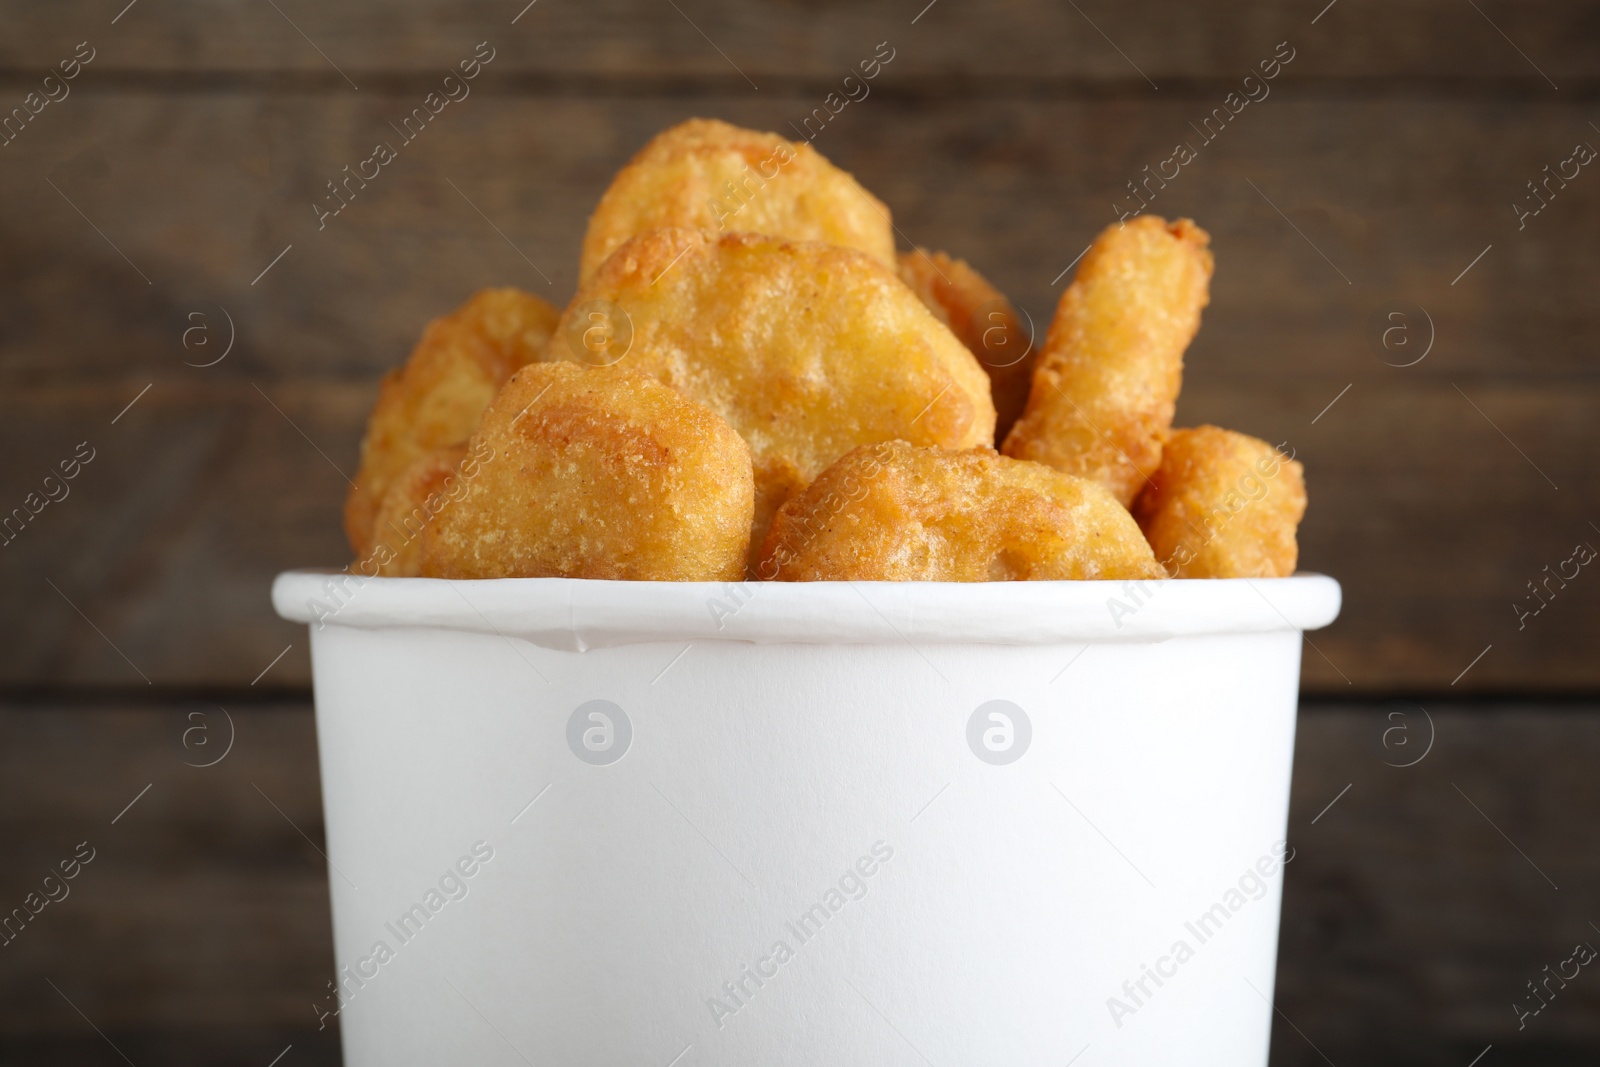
[6,91,1600,380]
[1,699,1595,1065]
[1273,702,1600,1065]
[0,703,336,1041]
[0,0,1595,85]
[1,92,1596,691]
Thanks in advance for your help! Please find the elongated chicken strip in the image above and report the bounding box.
[1003,216,1212,506]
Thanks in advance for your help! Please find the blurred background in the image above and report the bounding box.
[1,0,1597,1063]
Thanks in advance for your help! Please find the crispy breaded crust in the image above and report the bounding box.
[344,288,560,559]
[366,445,470,577]
[578,118,896,282]
[548,229,996,560]
[419,363,754,581]
[1132,426,1305,578]
[1003,216,1212,506]
[898,249,1037,443]
[758,441,1163,582]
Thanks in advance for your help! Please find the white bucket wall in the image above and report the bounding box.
[275,573,1339,1067]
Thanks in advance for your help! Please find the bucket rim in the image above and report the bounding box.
[272,570,1341,651]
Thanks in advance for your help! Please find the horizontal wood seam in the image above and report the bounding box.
[0,69,1596,100]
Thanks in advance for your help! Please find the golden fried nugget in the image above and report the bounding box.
[344,288,561,559]
[547,229,996,559]
[898,249,1037,443]
[1132,426,1305,578]
[365,445,477,577]
[578,118,896,283]
[758,441,1163,582]
[1003,216,1212,506]
[419,363,754,581]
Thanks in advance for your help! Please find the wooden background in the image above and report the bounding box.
[1,0,1596,1063]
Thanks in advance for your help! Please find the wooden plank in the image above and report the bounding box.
[1274,702,1600,1065]
[0,381,350,691]
[0,0,1594,85]
[0,1032,341,1066]
[2,94,1596,379]
[2,698,1597,1065]
[0,702,336,1037]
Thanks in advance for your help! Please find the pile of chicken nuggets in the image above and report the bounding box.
[344,118,1306,584]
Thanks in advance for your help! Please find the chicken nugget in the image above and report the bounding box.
[579,118,895,283]
[898,248,1037,442]
[1132,426,1305,578]
[1003,216,1212,506]
[344,288,561,559]
[758,441,1163,582]
[419,362,754,581]
[364,445,475,577]
[546,229,996,559]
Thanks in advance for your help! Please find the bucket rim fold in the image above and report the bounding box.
[273,570,1341,651]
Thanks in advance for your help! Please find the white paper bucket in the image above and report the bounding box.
[273,572,1339,1066]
